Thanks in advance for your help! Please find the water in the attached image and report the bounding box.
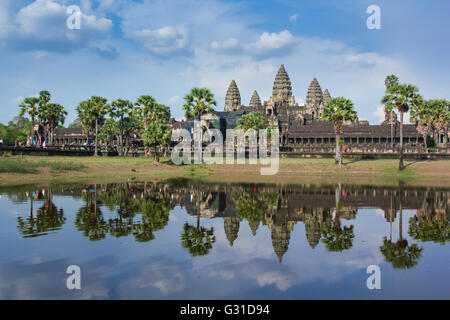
[0,179,449,299]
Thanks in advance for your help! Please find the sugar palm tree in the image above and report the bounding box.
[109,99,134,156]
[136,96,171,156]
[40,103,67,146]
[37,90,51,143]
[431,99,450,148]
[76,99,95,141]
[18,97,40,145]
[89,96,109,156]
[322,97,357,165]
[382,75,422,170]
[182,88,216,120]
[410,97,433,151]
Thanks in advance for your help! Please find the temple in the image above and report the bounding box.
[197,64,428,149]
[49,64,450,152]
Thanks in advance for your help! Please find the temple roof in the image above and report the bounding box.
[287,122,420,138]
[306,78,323,107]
[272,65,292,102]
[224,80,241,112]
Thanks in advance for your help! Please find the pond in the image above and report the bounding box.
[0,179,449,299]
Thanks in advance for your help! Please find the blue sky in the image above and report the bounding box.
[1,0,449,125]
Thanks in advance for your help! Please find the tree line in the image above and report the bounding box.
[14,75,450,170]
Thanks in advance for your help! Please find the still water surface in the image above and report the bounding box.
[0,179,449,299]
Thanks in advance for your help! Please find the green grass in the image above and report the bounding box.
[0,158,85,174]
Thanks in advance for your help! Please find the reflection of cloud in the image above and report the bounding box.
[118,259,187,296]
[0,258,111,299]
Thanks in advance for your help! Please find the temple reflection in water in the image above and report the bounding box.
[5,179,449,268]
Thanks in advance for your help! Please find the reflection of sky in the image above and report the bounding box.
[0,194,448,299]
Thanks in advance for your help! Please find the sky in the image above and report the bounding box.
[0,0,449,125]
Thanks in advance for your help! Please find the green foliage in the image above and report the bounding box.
[409,217,449,245]
[98,118,119,143]
[182,88,216,119]
[236,111,267,132]
[68,119,83,128]
[143,123,171,148]
[135,95,171,127]
[322,97,357,126]
[321,224,354,252]
[0,123,28,145]
[381,74,422,114]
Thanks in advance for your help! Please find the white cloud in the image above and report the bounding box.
[244,30,299,58]
[0,0,113,54]
[373,105,385,124]
[289,13,298,22]
[210,38,239,51]
[127,26,189,56]
[168,95,181,104]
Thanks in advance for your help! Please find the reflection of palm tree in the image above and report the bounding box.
[380,184,424,269]
[181,208,215,257]
[320,185,354,252]
[132,197,170,242]
[17,190,65,238]
[380,237,423,269]
[75,185,108,241]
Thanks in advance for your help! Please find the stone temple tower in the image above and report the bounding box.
[224,80,241,112]
[249,90,262,108]
[266,65,296,116]
[306,78,324,121]
[272,64,292,103]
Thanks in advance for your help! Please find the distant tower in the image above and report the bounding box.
[249,90,262,108]
[306,78,324,121]
[272,64,293,103]
[323,89,331,105]
[224,80,241,112]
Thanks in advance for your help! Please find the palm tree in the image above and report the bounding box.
[135,95,157,131]
[322,97,357,165]
[76,99,95,139]
[89,96,109,156]
[135,96,171,157]
[381,75,422,170]
[410,98,433,151]
[432,99,450,148]
[37,90,51,144]
[40,103,67,146]
[182,88,216,120]
[108,99,134,156]
[18,97,40,146]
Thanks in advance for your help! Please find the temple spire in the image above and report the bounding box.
[249,90,262,108]
[272,64,292,102]
[306,78,323,107]
[224,80,241,112]
[323,89,331,105]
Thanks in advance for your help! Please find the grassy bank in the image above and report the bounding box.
[1,155,450,187]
